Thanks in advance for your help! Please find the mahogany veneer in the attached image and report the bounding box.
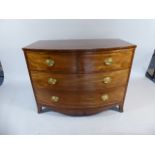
[23,39,136,116]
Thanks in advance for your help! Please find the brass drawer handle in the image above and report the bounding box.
[101,94,109,102]
[104,57,113,65]
[45,59,55,66]
[102,77,112,84]
[51,96,59,102]
[48,78,57,85]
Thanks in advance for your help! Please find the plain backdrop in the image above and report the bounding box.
[0,19,155,134]
[0,19,155,82]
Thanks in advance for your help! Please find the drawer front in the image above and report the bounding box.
[26,51,77,73]
[79,49,133,73]
[31,69,129,91]
[35,86,125,108]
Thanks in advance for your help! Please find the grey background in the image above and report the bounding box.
[0,19,155,82]
[0,19,155,134]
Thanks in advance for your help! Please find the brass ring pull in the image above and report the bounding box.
[102,77,112,84]
[45,59,55,67]
[51,96,59,102]
[48,78,57,85]
[104,57,113,65]
[101,94,109,102]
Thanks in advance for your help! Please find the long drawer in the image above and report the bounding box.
[35,86,126,108]
[31,69,129,91]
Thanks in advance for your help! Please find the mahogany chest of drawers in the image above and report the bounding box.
[23,39,136,116]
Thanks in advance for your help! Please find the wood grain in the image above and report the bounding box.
[26,49,133,73]
[26,51,77,73]
[23,39,136,51]
[35,86,125,108]
[31,69,129,91]
[23,39,136,115]
[79,49,133,73]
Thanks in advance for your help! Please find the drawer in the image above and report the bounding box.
[31,69,129,91]
[25,51,77,73]
[79,49,133,73]
[35,86,125,108]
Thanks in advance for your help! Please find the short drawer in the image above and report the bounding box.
[79,49,133,73]
[31,69,129,91]
[35,86,125,108]
[25,51,77,73]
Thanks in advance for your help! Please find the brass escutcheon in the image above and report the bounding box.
[101,94,109,102]
[102,77,112,84]
[104,57,113,65]
[45,59,55,66]
[48,78,57,85]
[51,96,59,102]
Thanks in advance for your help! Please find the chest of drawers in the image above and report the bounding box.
[23,39,136,116]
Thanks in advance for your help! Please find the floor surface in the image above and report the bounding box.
[0,77,155,135]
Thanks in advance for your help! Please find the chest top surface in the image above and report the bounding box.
[23,39,136,51]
